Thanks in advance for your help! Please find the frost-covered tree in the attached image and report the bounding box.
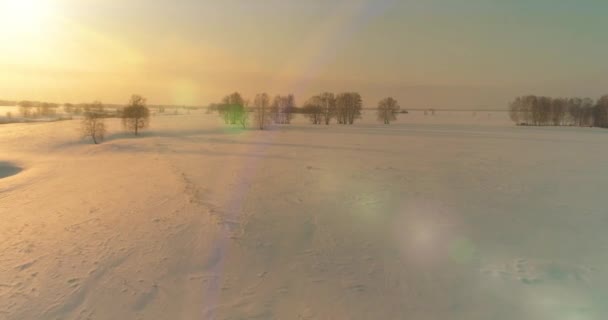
[377,97,400,124]
[122,95,150,135]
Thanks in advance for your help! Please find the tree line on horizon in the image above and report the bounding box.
[17,101,61,118]
[12,99,185,120]
[5,92,405,143]
[509,95,608,128]
[213,92,402,129]
[15,100,113,119]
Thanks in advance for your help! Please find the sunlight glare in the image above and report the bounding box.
[0,0,56,37]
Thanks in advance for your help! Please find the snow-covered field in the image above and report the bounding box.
[1,111,607,319]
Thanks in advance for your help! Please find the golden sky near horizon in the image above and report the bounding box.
[1,0,608,108]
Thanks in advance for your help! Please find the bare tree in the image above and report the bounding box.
[509,97,522,124]
[220,92,246,125]
[81,111,106,144]
[122,95,150,135]
[336,92,363,125]
[567,97,581,126]
[319,92,336,125]
[238,109,249,128]
[595,95,608,128]
[511,94,604,127]
[537,96,552,125]
[253,93,271,130]
[303,96,323,124]
[377,97,400,124]
[271,96,281,124]
[580,98,595,126]
[271,94,296,124]
[347,92,363,124]
[511,95,559,126]
[336,94,346,124]
[284,94,296,124]
[551,98,567,126]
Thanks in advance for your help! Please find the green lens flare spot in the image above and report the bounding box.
[449,237,477,264]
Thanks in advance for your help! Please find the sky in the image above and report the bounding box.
[1,0,607,108]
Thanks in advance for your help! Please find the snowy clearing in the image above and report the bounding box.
[1,111,607,319]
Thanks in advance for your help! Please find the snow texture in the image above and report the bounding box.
[1,110,607,319]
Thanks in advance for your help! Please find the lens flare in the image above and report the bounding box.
[449,237,477,264]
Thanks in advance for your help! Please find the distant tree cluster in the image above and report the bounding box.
[336,92,363,125]
[63,101,117,117]
[302,93,334,125]
[303,95,325,125]
[215,92,404,129]
[216,92,296,130]
[509,95,608,127]
[18,101,59,118]
[218,92,248,128]
[302,92,364,125]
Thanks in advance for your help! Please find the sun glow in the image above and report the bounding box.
[0,0,56,38]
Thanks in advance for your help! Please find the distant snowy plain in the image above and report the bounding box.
[1,110,607,319]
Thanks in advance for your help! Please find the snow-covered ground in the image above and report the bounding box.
[1,110,607,319]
